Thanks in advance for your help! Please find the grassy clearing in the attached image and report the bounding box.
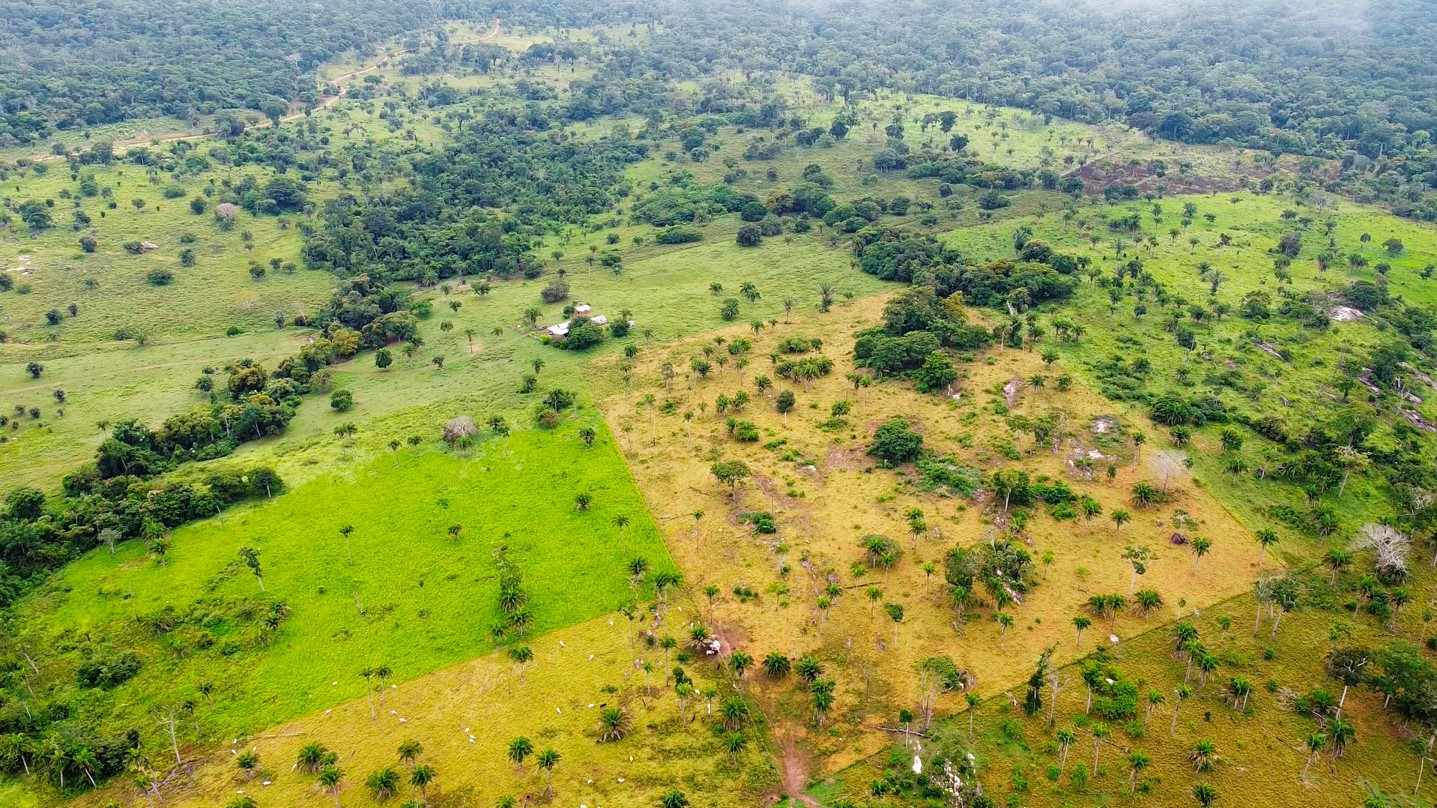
[12,420,674,749]
[601,292,1275,774]
[0,159,325,349]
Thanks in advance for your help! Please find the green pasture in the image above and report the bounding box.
[14,419,672,743]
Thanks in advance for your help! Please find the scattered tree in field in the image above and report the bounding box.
[536,748,560,798]
[507,737,533,771]
[237,546,264,591]
[365,766,399,801]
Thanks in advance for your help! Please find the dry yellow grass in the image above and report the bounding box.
[77,613,776,808]
[600,292,1277,773]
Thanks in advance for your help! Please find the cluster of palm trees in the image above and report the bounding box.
[293,739,440,805]
[501,737,561,802]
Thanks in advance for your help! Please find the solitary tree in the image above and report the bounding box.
[537,748,560,798]
[237,546,264,591]
[1301,732,1326,782]
[507,737,533,771]
[1111,509,1131,534]
[710,460,751,499]
[1127,751,1150,793]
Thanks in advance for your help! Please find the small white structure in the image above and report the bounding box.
[590,314,609,326]
[573,303,592,316]
[546,320,570,337]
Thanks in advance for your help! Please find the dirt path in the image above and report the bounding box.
[780,736,821,808]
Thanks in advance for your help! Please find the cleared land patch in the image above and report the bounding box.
[602,292,1275,773]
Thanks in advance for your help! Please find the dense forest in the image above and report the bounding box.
[0,0,449,136]
[5,0,1437,218]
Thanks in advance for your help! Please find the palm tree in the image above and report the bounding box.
[1226,677,1252,711]
[318,766,344,807]
[1328,717,1355,758]
[723,730,748,761]
[409,764,435,804]
[811,678,836,726]
[1072,615,1091,647]
[1056,728,1076,766]
[536,749,560,798]
[1127,751,1150,793]
[1192,783,1217,807]
[660,790,690,808]
[1111,509,1131,534]
[1189,740,1218,772]
[795,654,823,683]
[730,650,753,679]
[298,743,331,773]
[1255,528,1278,558]
[599,707,630,741]
[1191,536,1212,568]
[721,696,750,731]
[1323,547,1352,582]
[763,652,791,678]
[507,736,533,771]
[1301,732,1326,782]
[365,766,399,801]
[818,283,835,312]
[397,739,422,767]
[1091,722,1109,771]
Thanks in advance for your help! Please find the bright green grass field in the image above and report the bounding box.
[0,214,885,492]
[0,162,329,351]
[14,418,673,741]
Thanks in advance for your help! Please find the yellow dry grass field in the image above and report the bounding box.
[77,613,776,808]
[600,293,1277,773]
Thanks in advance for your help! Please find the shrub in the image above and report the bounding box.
[869,417,923,464]
[656,227,703,244]
[76,650,142,688]
[540,279,569,303]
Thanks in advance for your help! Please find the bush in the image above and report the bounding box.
[76,650,142,689]
[869,417,923,464]
[978,190,1011,210]
[329,389,354,412]
[540,279,569,303]
[146,268,175,286]
[736,224,763,247]
[560,318,606,350]
[913,351,957,393]
[655,227,703,244]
